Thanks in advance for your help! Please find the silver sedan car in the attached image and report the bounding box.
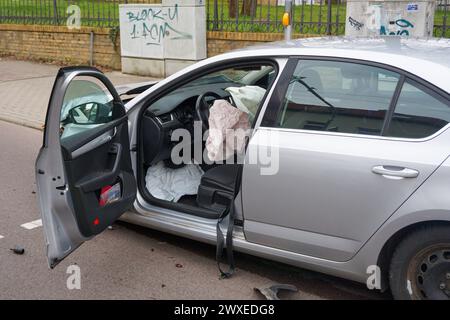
[36,37,450,300]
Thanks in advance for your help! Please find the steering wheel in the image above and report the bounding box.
[195,91,222,131]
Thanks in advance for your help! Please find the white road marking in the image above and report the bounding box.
[0,235,4,239]
[20,219,42,230]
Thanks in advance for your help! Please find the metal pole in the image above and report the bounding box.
[213,0,219,31]
[326,0,332,35]
[444,0,448,37]
[89,31,94,66]
[52,0,58,24]
[284,0,293,41]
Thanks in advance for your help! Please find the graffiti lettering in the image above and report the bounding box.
[380,18,414,36]
[348,17,364,30]
[126,4,192,46]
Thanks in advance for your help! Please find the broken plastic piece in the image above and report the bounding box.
[10,246,25,255]
[254,283,298,300]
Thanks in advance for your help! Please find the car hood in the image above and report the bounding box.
[114,80,159,97]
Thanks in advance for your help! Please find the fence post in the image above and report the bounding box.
[213,0,219,30]
[283,0,293,41]
[326,0,332,35]
[444,0,448,37]
[52,0,59,25]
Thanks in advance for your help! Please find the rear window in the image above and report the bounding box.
[385,80,450,139]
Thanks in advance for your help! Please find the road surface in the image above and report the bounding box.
[0,120,389,299]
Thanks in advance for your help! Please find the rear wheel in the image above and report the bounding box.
[389,225,450,300]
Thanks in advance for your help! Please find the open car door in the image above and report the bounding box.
[35,67,136,268]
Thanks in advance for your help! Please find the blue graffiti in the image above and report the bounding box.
[380,19,414,36]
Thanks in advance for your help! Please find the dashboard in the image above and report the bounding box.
[142,82,239,166]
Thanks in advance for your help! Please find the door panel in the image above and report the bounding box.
[62,119,136,237]
[242,128,450,262]
[244,58,450,262]
[36,67,136,268]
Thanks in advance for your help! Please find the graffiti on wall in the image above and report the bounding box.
[125,4,192,46]
[363,4,414,36]
[380,18,414,36]
[348,17,364,30]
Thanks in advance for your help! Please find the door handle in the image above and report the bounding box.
[71,128,116,159]
[372,165,419,179]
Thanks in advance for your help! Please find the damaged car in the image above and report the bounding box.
[36,37,450,300]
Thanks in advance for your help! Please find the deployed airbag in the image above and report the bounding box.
[225,85,266,121]
[206,99,250,162]
[145,162,204,202]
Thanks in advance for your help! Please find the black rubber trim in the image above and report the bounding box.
[381,75,405,135]
[261,56,450,128]
[260,58,298,127]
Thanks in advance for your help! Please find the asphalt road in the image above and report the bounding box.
[0,120,389,300]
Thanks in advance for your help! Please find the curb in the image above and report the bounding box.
[0,114,44,131]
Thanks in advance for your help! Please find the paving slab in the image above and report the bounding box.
[0,58,159,129]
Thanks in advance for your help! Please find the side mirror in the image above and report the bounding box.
[67,102,115,125]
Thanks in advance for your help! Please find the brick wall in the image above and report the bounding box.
[0,24,314,70]
[207,31,315,56]
[0,24,121,70]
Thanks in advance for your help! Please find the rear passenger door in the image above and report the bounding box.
[243,58,450,262]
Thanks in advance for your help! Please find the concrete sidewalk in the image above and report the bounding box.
[0,58,157,129]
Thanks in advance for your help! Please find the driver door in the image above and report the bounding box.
[36,67,136,268]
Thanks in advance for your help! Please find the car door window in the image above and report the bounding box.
[60,77,115,140]
[385,79,450,139]
[277,60,400,135]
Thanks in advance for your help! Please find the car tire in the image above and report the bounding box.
[389,224,450,300]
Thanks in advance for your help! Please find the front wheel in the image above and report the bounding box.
[389,225,450,300]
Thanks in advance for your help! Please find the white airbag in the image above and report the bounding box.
[145,162,204,202]
[225,85,266,120]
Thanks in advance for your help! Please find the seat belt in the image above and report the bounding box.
[216,166,243,279]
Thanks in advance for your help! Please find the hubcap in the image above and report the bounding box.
[414,248,450,299]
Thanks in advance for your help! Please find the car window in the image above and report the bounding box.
[148,64,275,124]
[184,65,274,88]
[60,77,115,140]
[385,80,450,139]
[277,60,400,136]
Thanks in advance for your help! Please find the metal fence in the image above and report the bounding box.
[435,0,449,37]
[0,0,156,27]
[0,0,448,37]
[207,0,345,35]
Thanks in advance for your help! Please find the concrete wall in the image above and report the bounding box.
[119,1,207,77]
[345,0,436,37]
[209,31,317,55]
[0,24,314,72]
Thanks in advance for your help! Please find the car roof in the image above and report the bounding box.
[126,37,450,110]
[221,37,450,93]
